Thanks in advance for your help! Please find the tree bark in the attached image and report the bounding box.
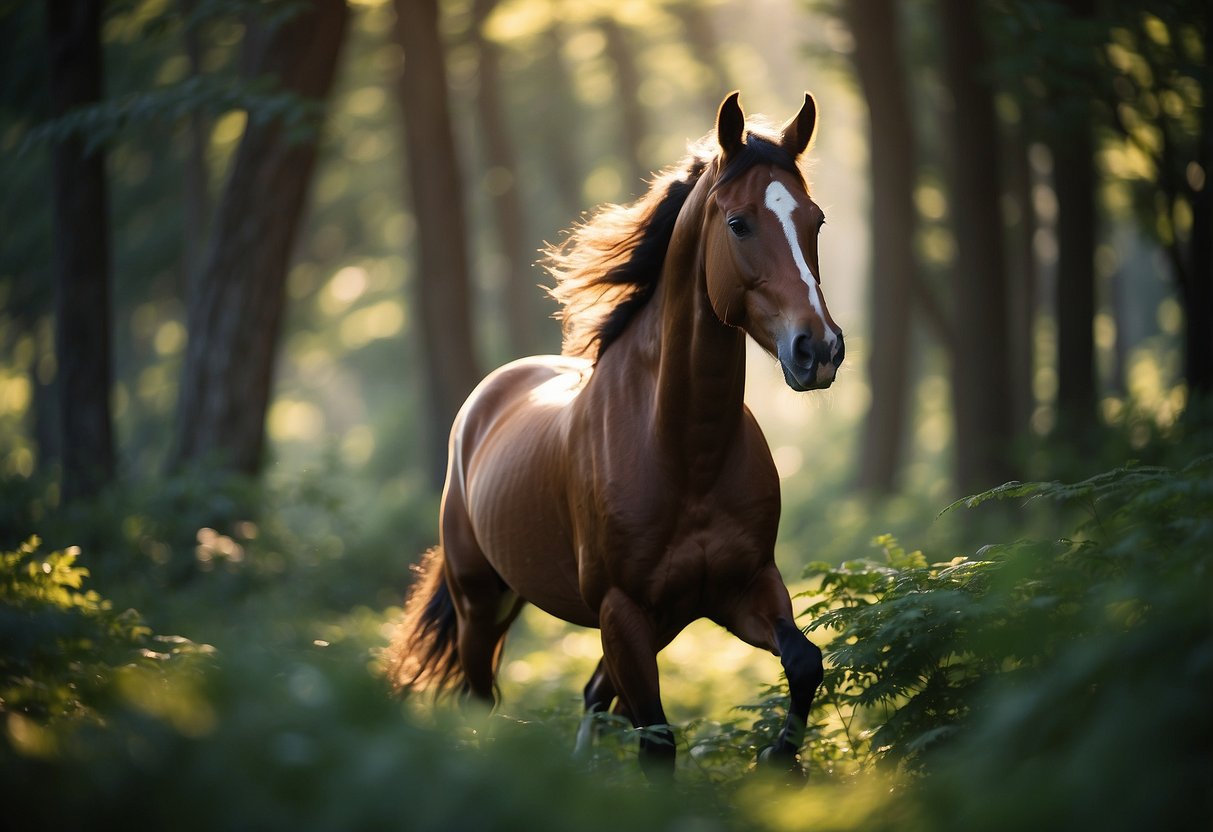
[169,0,349,475]
[46,0,116,501]
[1182,18,1213,406]
[939,0,1016,491]
[470,0,539,359]
[1052,122,1098,430]
[180,0,210,303]
[393,0,482,487]
[847,0,916,495]
[1052,0,1099,436]
[1003,128,1038,430]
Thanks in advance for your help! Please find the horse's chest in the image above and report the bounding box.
[580,482,779,616]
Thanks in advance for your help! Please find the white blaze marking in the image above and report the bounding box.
[764,180,835,347]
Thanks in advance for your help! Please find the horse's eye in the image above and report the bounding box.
[727,217,750,237]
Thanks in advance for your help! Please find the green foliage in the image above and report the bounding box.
[0,536,210,734]
[19,74,324,155]
[3,455,1211,829]
[791,456,1213,826]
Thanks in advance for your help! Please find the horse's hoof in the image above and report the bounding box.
[756,745,807,783]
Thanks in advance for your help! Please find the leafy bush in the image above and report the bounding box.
[792,456,1213,827]
[3,457,1209,830]
[0,537,212,742]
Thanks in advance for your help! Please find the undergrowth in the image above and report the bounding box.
[1,456,1209,830]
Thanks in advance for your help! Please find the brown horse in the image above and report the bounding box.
[388,92,844,778]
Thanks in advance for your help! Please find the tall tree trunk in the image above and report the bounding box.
[470,0,538,359]
[536,22,584,221]
[180,0,210,302]
[1004,130,1038,431]
[1182,18,1213,408]
[1052,0,1099,437]
[598,16,647,195]
[848,0,916,495]
[46,0,116,502]
[393,0,482,488]
[939,0,1016,491]
[1052,123,1098,432]
[169,0,349,475]
[670,1,728,116]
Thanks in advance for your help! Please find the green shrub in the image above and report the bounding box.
[0,537,213,750]
[794,456,1213,827]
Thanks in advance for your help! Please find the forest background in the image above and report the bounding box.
[1,0,1209,829]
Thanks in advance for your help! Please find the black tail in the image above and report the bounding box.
[385,546,463,694]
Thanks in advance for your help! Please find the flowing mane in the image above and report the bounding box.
[545,127,804,360]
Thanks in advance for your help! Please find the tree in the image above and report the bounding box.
[46,0,116,502]
[1049,0,1100,435]
[393,0,482,487]
[169,0,350,475]
[469,0,540,359]
[179,0,211,302]
[939,0,1016,490]
[598,16,648,195]
[847,0,918,495]
[1105,2,1212,408]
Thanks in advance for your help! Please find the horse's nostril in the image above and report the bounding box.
[791,332,814,366]
[833,333,845,367]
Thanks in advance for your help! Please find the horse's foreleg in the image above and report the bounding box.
[762,617,823,763]
[598,588,674,779]
[724,567,824,770]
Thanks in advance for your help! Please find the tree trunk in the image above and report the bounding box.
[939,0,1016,491]
[169,0,349,475]
[1052,122,1098,432]
[393,0,482,488]
[180,0,210,302]
[1004,130,1038,431]
[46,0,116,502]
[670,2,728,116]
[598,16,648,195]
[1052,0,1099,436]
[536,23,585,222]
[1182,18,1213,407]
[470,0,539,359]
[847,0,916,495]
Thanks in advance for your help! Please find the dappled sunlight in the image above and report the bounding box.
[268,399,325,443]
[338,299,405,349]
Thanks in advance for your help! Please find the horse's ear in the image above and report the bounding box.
[716,91,745,160]
[780,92,818,158]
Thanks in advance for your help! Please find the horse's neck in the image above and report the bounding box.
[643,227,747,486]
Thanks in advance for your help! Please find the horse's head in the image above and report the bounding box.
[702,92,844,391]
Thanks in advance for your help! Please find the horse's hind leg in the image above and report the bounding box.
[442,482,524,703]
[574,658,634,757]
[722,566,824,769]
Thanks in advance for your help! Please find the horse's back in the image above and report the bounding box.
[446,355,597,626]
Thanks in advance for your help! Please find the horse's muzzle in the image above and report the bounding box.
[778,330,844,392]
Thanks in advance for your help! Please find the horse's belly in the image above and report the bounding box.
[469,456,595,627]
[458,361,597,628]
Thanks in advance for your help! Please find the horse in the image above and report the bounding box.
[388,91,845,778]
